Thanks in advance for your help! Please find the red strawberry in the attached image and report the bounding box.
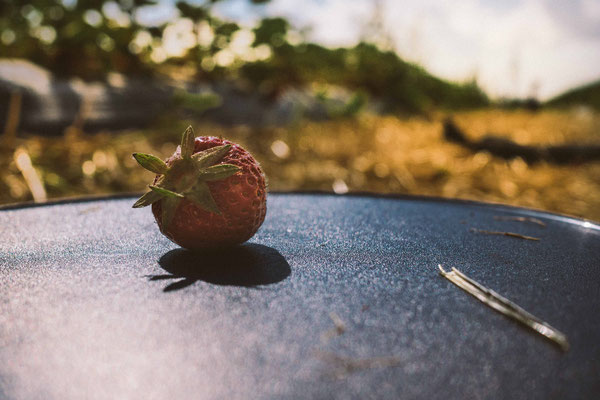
[132,126,267,250]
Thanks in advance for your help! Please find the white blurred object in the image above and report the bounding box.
[14,147,47,202]
[271,140,290,159]
[332,179,349,194]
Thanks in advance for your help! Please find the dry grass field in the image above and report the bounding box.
[2,108,599,221]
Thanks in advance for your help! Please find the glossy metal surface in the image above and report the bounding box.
[1,194,599,399]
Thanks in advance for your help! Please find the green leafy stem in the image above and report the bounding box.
[132,126,240,229]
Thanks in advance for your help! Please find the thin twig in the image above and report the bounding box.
[77,205,101,215]
[2,91,22,150]
[470,228,540,241]
[329,312,346,335]
[321,312,346,342]
[315,350,402,378]
[64,93,91,139]
[438,265,569,351]
[494,215,546,227]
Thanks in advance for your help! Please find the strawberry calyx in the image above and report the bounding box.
[132,126,240,230]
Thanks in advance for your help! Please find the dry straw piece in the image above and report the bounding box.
[493,215,547,227]
[438,265,569,351]
[469,228,540,241]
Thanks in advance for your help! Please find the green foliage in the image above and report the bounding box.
[546,80,600,110]
[316,89,368,118]
[172,89,223,113]
[175,1,208,21]
[0,0,488,112]
[214,22,239,37]
[253,17,288,46]
[0,0,153,79]
[341,91,368,117]
[239,41,489,112]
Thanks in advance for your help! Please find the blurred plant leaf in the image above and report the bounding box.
[253,17,288,46]
[172,89,222,113]
[175,1,207,20]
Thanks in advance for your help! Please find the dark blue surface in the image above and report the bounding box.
[1,193,599,399]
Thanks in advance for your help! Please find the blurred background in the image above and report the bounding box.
[1,0,599,220]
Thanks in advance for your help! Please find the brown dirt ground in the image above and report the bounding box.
[2,108,599,221]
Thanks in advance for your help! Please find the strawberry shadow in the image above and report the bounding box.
[149,243,291,292]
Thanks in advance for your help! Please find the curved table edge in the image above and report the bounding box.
[1,190,598,229]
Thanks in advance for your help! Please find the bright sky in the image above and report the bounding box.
[139,0,600,100]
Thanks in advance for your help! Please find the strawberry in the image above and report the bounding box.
[132,126,267,250]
